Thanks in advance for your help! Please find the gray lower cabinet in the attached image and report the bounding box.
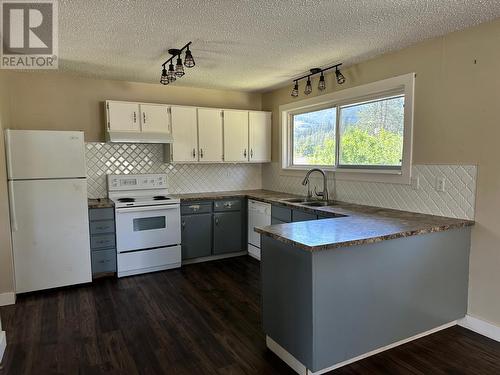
[213,211,243,254]
[181,199,245,260]
[292,209,317,222]
[181,213,212,260]
[88,207,117,278]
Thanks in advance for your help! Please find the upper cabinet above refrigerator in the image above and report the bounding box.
[105,100,173,143]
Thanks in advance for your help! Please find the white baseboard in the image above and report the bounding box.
[0,331,6,365]
[459,315,500,342]
[267,320,458,375]
[0,292,15,306]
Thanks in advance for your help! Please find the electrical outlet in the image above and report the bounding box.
[436,177,446,192]
[411,176,420,190]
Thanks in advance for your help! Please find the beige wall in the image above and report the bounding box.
[262,18,500,325]
[0,71,14,295]
[2,71,262,141]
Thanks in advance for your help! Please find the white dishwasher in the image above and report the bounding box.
[248,199,271,260]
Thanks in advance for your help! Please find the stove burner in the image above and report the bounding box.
[153,196,170,200]
[118,198,135,203]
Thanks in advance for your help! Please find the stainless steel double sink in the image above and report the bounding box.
[280,197,339,207]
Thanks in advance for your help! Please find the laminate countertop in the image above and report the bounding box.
[88,198,114,209]
[174,189,474,252]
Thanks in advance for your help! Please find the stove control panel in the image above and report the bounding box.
[108,174,167,191]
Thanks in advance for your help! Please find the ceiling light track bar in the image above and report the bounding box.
[291,62,345,97]
[293,63,343,82]
[160,41,195,85]
[161,41,192,67]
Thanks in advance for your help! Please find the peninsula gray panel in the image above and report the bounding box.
[311,228,471,371]
[261,236,313,367]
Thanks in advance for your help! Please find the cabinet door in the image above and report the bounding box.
[213,211,243,254]
[140,104,170,134]
[198,108,223,162]
[223,110,249,162]
[171,106,198,162]
[249,111,271,162]
[181,213,212,260]
[292,209,317,222]
[106,101,140,132]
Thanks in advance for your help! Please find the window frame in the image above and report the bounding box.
[280,73,415,184]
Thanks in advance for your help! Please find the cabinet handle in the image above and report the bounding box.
[200,149,204,158]
[133,112,137,123]
[143,112,146,124]
[250,148,253,158]
[243,149,247,158]
[181,221,186,229]
[215,217,219,226]
[192,148,196,158]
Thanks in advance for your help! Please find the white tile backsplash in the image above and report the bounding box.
[85,143,262,198]
[86,142,476,219]
[262,162,477,220]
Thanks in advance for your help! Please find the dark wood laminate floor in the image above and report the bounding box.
[1,256,499,374]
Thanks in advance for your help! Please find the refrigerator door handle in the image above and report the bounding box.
[8,181,18,232]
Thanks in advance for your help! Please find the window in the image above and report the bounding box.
[292,107,336,166]
[281,73,414,184]
[338,95,404,169]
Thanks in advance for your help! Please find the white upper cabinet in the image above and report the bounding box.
[139,104,170,134]
[197,108,223,162]
[106,100,271,163]
[170,106,198,162]
[223,110,249,162]
[249,111,271,162]
[106,101,140,132]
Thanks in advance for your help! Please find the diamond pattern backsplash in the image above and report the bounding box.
[86,143,476,220]
[262,163,477,220]
[86,143,262,198]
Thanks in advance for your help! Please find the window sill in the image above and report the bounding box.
[280,165,410,184]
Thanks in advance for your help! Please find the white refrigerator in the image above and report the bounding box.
[6,129,92,293]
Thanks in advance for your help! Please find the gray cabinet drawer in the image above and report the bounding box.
[90,220,115,234]
[89,208,114,221]
[90,233,116,250]
[181,202,212,215]
[271,205,292,223]
[214,199,242,212]
[292,210,317,222]
[91,249,116,274]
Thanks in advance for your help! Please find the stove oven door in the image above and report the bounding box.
[115,204,181,253]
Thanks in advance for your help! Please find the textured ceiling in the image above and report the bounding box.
[58,0,500,92]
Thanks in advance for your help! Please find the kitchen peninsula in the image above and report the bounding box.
[254,196,474,375]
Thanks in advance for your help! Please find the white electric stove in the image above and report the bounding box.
[108,174,181,277]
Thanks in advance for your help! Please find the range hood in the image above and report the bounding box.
[107,130,174,144]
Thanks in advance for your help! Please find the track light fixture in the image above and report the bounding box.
[160,41,195,85]
[290,63,345,97]
[304,77,312,95]
[335,66,345,85]
[291,81,299,97]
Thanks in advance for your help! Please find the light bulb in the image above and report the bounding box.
[184,47,195,68]
[335,68,345,84]
[160,67,169,85]
[291,82,299,97]
[304,77,312,95]
[318,73,326,91]
[175,57,185,77]
[167,63,176,82]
